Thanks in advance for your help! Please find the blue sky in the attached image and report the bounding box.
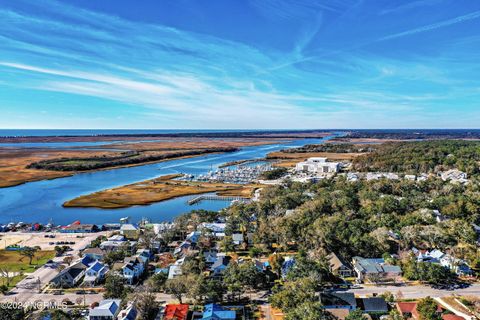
[1,0,480,129]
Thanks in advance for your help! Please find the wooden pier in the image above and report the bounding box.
[187,195,250,205]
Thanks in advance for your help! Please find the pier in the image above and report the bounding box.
[187,195,250,205]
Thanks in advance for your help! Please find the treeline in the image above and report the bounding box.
[353,140,480,176]
[282,143,375,154]
[348,129,480,140]
[27,147,239,171]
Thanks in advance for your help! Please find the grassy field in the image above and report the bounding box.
[63,174,261,209]
[0,250,55,288]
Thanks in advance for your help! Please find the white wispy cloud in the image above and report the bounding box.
[380,10,480,41]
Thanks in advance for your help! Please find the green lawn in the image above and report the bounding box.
[0,250,55,289]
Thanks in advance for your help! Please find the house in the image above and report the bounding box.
[186,231,201,243]
[204,251,219,264]
[202,304,236,320]
[232,233,244,245]
[83,247,107,261]
[210,254,230,276]
[117,303,137,320]
[61,224,99,233]
[88,299,121,320]
[100,239,137,254]
[413,248,473,276]
[320,292,357,310]
[120,224,140,240]
[352,257,402,283]
[295,157,339,174]
[327,252,354,278]
[163,304,189,320]
[136,248,152,265]
[122,257,144,284]
[50,261,87,288]
[198,223,226,237]
[358,297,388,313]
[440,169,468,183]
[168,258,185,279]
[397,302,420,319]
[83,261,109,286]
[281,257,295,278]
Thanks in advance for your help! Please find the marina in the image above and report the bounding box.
[0,133,341,225]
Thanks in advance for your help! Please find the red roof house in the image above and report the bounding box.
[164,304,189,320]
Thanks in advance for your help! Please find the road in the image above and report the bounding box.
[348,283,480,299]
[0,232,105,305]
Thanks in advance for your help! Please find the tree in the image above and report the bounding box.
[345,309,367,320]
[417,297,441,320]
[269,278,316,312]
[219,236,236,253]
[268,254,285,278]
[20,246,39,265]
[148,272,168,292]
[134,286,158,320]
[0,267,12,288]
[164,276,191,304]
[285,301,336,320]
[63,256,73,266]
[104,274,128,299]
[187,275,224,304]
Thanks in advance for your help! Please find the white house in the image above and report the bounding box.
[122,257,144,284]
[89,299,121,320]
[83,261,109,286]
[295,157,340,174]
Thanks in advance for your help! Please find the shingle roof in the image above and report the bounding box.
[359,297,388,313]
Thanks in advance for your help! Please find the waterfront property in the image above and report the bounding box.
[295,157,340,174]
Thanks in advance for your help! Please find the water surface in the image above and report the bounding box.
[0,134,340,225]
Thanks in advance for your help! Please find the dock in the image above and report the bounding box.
[187,195,250,205]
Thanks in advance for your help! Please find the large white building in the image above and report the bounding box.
[295,157,340,174]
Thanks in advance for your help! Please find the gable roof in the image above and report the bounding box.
[164,304,189,320]
[89,299,121,317]
[321,292,357,308]
[327,252,352,271]
[202,304,236,320]
[358,297,388,313]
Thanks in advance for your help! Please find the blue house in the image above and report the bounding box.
[202,304,236,320]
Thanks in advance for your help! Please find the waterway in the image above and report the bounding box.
[0,133,340,225]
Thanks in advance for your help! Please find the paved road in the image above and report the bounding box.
[0,232,104,305]
[348,283,480,299]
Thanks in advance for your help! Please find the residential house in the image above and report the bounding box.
[352,257,402,283]
[163,304,189,320]
[413,248,473,276]
[117,303,137,320]
[232,233,244,245]
[327,252,354,278]
[168,258,185,279]
[61,224,99,233]
[198,223,226,237]
[136,248,152,266]
[100,238,136,254]
[50,261,87,288]
[320,292,357,310]
[358,297,388,313]
[281,257,295,278]
[202,304,236,320]
[83,247,107,261]
[210,254,230,277]
[120,224,140,240]
[122,257,144,284]
[396,302,444,320]
[88,299,121,320]
[83,260,109,286]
